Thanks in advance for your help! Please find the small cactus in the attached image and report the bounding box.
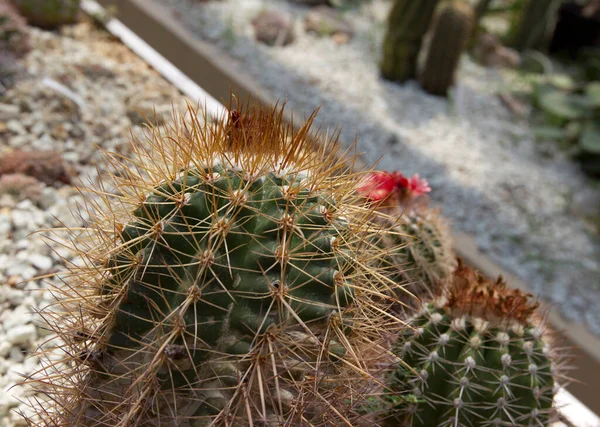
[25,102,402,426]
[0,1,29,56]
[12,0,80,29]
[384,262,563,426]
[380,0,440,82]
[358,171,456,304]
[419,1,474,97]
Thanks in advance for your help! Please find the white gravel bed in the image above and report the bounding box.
[0,22,184,424]
[158,0,600,333]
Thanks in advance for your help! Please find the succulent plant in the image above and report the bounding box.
[25,102,402,426]
[12,0,80,29]
[380,0,440,83]
[383,262,563,426]
[419,1,475,97]
[509,0,562,53]
[358,171,456,305]
[0,0,29,56]
[533,80,600,177]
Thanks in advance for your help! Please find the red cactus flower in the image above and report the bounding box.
[405,173,431,196]
[357,171,396,201]
[358,171,431,202]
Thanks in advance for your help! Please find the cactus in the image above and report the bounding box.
[381,207,456,303]
[26,102,402,426]
[358,171,456,305]
[380,0,440,82]
[509,0,562,53]
[419,1,474,97]
[383,262,562,426]
[0,1,29,56]
[12,0,80,29]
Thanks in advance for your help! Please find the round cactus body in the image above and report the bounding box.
[386,263,560,426]
[27,103,400,426]
[382,207,455,302]
[13,0,80,29]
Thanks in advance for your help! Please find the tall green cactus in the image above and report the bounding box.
[380,0,440,82]
[12,0,80,29]
[509,0,562,53]
[384,262,561,426]
[419,1,474,97]
[26,103,401,426]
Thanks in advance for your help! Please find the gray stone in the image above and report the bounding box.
[6,324,36,346]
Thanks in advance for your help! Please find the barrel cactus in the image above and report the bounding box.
[26,102,402,426]
[358,171,456,304]
[12,0,80,29]
[419,1,474,97]
[380,0,440,82]
[384,262,562,426]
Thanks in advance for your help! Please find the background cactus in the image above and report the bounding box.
[419,1,475,97]
[380,0,440,83]
[26,102,401,426]
[0,0,29,56]
[383,262,563,426]
[12,0,80,29]
[509,0,562,53]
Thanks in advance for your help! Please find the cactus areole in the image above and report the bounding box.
[386,263,559,426]
[27,101,400,426]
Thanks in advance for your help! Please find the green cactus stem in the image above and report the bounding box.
[380,0,440,83]
[419,1,474,97]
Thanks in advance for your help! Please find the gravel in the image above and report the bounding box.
[159,0,600,333]
[0,19,184,425]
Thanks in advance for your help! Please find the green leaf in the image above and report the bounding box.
[580,121,600,154]
[585,82,600,107]
[533,125,566,141]
[538,90,587,121]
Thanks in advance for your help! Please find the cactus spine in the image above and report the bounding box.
[12,0,80,29]
[384,262,561,426]
[26,102,402,426]
[380,0,440,82]
[419,1,474,97]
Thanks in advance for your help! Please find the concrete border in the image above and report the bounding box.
[84,0,600,422]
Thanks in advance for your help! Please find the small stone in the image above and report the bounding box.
[9,347,24,363]
[0,341,10,358]
[6,324,36,346]
[252,10,295,47]
[0,104,20,121]
[29,254,53,271]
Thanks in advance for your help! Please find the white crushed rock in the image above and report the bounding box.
[0,20,185,425]
[159,0,600,333]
